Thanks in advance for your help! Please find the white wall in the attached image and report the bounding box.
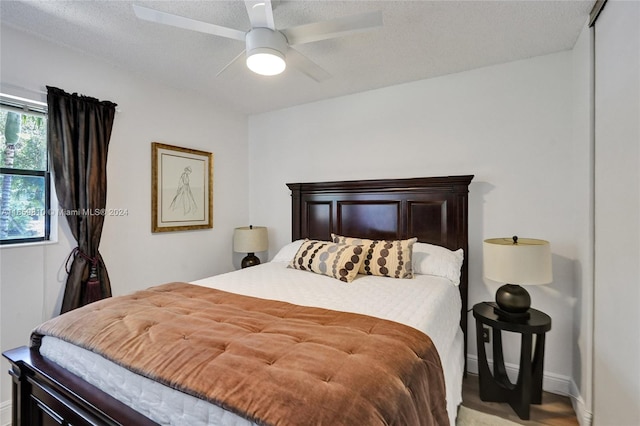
[0,27,249,405]
[593,1,640,424]
[248,51,587,395]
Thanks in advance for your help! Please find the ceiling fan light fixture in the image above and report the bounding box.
[247,48,286,76]
[134,3,384,82]
[245,27,288,76]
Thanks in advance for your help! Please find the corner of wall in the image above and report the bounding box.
[569,379,593,426]
[570,17,596,425]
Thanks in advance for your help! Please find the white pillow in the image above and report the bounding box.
[271,239,305,263]
[412,242,464,284]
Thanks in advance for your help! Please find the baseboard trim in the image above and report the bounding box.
[1,399,11,426]
[467,354,571,396]
[569,379,593,426]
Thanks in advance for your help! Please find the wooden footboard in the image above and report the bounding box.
[3,346,157,426]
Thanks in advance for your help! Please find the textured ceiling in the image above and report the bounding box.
[0,0,594,115]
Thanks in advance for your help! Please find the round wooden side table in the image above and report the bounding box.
[472,302,552,420]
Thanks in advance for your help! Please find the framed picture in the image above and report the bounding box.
[151,142,213,233]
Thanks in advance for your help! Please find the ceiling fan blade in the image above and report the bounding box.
[286,48,331,82]
[216,50,247,77]
[282,10,382,46]
[244,0,275,30]
[133,4,246,42]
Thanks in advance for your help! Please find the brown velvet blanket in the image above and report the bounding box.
[31,282,449,426]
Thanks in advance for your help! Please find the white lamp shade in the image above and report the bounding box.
[233,226,268,253]
[483,237,552,285]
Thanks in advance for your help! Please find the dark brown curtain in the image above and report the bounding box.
[47,86,117,314]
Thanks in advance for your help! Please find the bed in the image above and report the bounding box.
[3,175,473,426]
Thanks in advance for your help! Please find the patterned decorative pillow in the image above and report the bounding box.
[331,234,417,279]
[289,239,365,283]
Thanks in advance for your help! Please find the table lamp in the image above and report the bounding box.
[233,225,268,268]
[483,236,552,318]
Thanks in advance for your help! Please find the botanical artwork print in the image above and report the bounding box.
[160,153,206,223]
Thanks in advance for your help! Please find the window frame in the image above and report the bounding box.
[0,96,51,245]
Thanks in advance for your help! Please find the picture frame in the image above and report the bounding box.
[151,142,213,233]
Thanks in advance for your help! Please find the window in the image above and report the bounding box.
[0,95,50,245]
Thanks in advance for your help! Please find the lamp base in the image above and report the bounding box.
[241,253,261,269]
[495,284,531,313]
[486,302,531,321]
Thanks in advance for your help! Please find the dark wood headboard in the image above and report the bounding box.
[287,175,473,372]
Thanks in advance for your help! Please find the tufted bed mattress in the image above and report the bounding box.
[34,256,464,425]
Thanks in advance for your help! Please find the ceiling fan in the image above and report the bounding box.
[132,1,383,81]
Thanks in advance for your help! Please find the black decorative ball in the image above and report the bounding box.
[496,284,531,313]
[241,253,261,269]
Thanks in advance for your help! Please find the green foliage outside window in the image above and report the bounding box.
[0,104,49,243]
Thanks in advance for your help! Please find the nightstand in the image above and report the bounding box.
[472,302,552,420]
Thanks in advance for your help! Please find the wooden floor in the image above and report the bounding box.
[462,373,579,426]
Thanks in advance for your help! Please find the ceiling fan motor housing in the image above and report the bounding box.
[246,28,288,75]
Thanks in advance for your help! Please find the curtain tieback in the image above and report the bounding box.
[65,247,103,305]
[64,247,100,274]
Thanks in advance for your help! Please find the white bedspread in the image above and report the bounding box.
[40,261,464,425]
